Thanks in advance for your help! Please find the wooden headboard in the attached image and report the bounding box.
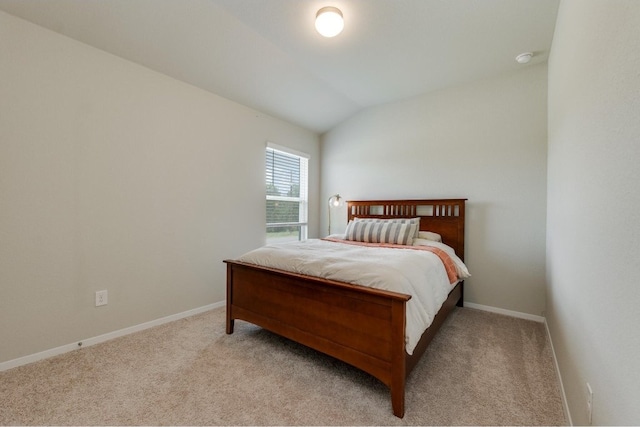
[346,199,467,261]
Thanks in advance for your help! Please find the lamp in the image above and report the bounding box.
[315,7,344,38]
[327,193,343,235]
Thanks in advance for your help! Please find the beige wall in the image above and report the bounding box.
[546,1,640,424]
[0,11,319,364]
[321,65,549,316]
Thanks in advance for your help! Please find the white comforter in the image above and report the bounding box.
[237,238,456,355]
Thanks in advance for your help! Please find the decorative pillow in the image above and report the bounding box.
[345,218,419,245]
[417,231,442,242]
[354,217,421,241]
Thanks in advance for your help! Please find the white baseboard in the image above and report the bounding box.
[463,302,545,323]
[0,301,225,373]
[544,318,573,425]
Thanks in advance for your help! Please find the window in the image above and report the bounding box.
[265,143,309,244]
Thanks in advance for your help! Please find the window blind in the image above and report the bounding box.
[265,144,308,243]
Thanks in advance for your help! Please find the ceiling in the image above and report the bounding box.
[0,0,560,133]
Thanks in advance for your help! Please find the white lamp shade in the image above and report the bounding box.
[327,193,343,235]
[315,7,344,37]
[328,194,342,207]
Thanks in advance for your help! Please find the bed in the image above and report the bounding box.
[224,199,467,418]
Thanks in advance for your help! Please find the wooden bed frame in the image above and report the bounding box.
[224,199,466,418]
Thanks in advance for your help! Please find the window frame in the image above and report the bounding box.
[265,142,309,243]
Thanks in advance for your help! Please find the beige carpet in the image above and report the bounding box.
[0,307,566,426]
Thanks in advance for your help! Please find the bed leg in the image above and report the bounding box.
[226,262,234,334]
[456,280,464,307]
[226,301,234,334]
[390,299,406,418]
[391,383,405,418]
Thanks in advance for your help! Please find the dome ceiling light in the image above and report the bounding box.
[515,52,533,64]
[315,6,344,38]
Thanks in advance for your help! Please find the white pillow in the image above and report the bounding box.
[412,238,471,279]
[417,231,442,242]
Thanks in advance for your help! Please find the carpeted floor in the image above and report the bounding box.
[0,306,566,425]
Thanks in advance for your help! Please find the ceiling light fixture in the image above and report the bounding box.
[315,6,344,38]
[515,52,533,64]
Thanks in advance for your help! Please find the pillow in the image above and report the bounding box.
[417,231,442,242]
[352,220,439,243]
[345,218,419,245]
[413,238,471,279]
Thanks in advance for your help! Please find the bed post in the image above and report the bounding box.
[390,298,407,418]
[225,262,235,334]
[457,280,464,307]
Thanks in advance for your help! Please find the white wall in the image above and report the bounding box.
[321,65,548,316]
[0,11,319,364]
[546,1,640,424]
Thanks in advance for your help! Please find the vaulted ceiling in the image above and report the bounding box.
[0,0,560,133]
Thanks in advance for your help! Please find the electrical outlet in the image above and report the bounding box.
[95,290,108,307]
[586,382,593,425]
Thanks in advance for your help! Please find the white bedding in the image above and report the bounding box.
[237,238,458,355]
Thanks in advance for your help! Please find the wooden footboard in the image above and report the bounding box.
[225,259,463,418]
